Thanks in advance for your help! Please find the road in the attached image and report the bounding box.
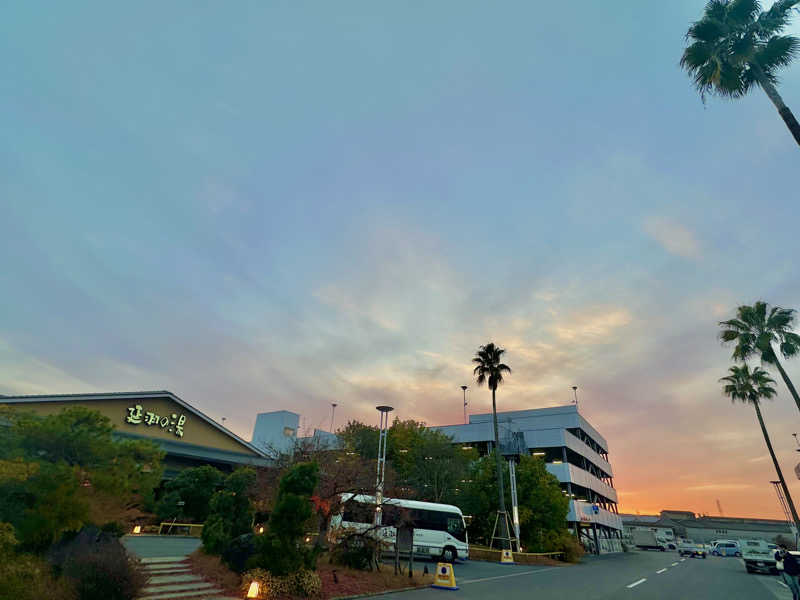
[370,550,793,600]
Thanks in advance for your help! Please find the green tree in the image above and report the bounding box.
[459,455,568,550]
[472,342,512,549]
[680,0,800,146]
[719,301,800,414]
[201,467,256,554]
[250,462,319,576]
[156,465,224,522]
[720,364,800,527]
[0,407,163,551]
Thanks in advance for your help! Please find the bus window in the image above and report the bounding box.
[342,500,373,524]
[445,514,466,542]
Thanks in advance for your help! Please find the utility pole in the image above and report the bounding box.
[461,385,468,424]
[572,386,578,408]
[330,403,338,432]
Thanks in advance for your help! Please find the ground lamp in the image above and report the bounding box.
[132,525,141,534]
[246,581,260,598]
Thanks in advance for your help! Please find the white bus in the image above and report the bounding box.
[329,494,469,562]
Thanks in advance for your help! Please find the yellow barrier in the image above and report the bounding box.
[158,522,204,537]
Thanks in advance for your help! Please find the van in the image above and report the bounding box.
[712,540,741,557]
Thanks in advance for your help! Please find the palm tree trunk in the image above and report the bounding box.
[491,387,510,550]
[772,355,800,415]
[752,64,800,147]
[753,400,800,527]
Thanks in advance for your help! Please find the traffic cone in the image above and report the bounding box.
[431,562,458,590]
[500,548,515,564]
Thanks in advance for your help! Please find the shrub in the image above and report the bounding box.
[221,533,256,573]
[0,522,75,600]
[50,526,148,600]
[243,567,322,599]
[540,530,585,563]
[201,467,256,555]
[328,530,379,570]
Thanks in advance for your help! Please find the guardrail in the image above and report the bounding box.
[157,522,204,537]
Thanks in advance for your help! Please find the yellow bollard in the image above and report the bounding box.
[431,562,458,590]
[500,548,515,564]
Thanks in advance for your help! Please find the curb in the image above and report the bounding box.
[331,583,429,600]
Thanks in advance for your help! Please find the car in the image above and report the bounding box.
[679,540,707,558]
[712,540,741,557]
[741,539,778,574]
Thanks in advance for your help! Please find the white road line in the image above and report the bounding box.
[627,578,647,589]
[656,568,667,574]
[671,562,679,566]
[458,567,559,585]
[680,558,686,562]
[778,581,789,588]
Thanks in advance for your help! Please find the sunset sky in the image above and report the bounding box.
[3,1,800,519]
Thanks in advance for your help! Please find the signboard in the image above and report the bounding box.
[126,404,187,438]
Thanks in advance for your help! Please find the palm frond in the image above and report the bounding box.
[728,0,761,27]
[755,0,800,36]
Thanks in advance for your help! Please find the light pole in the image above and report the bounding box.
[375,405,393,525]
[572,386,578,408]
[461,385,468,424]
[331,403,338,432]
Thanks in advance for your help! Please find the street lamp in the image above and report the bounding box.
[375,405,393,525]
[331,403,338,432]
[461,385,468,424]
[572,386,578,408]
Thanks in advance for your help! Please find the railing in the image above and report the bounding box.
[157,522,204,537]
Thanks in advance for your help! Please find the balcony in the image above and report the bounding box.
[567,500,622,530]
[546,462,618,504]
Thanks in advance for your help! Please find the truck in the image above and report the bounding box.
[678,540,707,558]
[632,529,666,551]
[740,539,777,574]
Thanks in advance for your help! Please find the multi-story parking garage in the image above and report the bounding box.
[432,405,623,553]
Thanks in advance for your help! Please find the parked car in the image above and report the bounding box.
[712,540,741,557]
[679,540,707,558]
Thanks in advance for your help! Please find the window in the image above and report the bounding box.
[343,500,374,524]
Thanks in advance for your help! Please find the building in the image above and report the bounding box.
[251,410,341,456]
[0,391,271,477]
[622,511,794,544]
[431,405,623,553]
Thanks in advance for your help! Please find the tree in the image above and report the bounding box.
[0,407,163,551]
[719,301,800,414]
[681,0,800,147]
[459,455,568,550]
[472,342,512,549]
[155,465,224,523]
[201,467,257,555]
[720,364,800,527]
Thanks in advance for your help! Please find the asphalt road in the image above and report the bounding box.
[373,550,794,600]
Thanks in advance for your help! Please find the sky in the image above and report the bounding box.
[2,1,800,519]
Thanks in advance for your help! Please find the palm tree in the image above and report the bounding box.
[720,364,800,527]
[473,342,512,550]
[719,301,800,414]
[680,0,800,147]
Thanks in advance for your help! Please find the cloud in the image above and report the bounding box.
[685,483,754,492]
[642,216,701,259]
[550,307,633,343]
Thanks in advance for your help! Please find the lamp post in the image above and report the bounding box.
[375,405,393,525]
[572,386,578,408]
[461,385,468,424]
[331,403,338,432]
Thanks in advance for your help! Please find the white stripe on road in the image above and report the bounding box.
[671,562,679,566]
[459,567,559,585]
[656,568,667,574]
[627,578,647,589]
[778,581,789,588]
[680,558,686,562]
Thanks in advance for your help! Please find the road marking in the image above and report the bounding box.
[656,568,667,574]
[459,567,559,585]
[627,578,647,589]
[778,581,789,588]
[680,558,686,562]
[671,562,679,566]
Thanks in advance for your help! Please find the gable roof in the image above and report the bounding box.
[0,390,267,458]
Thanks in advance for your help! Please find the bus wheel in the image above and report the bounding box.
[442,546,457,563]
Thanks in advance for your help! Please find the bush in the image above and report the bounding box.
[540,530,585,563]
[201,468,256,555]
[222,533,256,573]
[50,526,148,600]
[0,522,75,600]
[328,530,378,570]
[243,567,322,599]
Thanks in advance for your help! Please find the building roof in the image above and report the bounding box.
[679,517,791,533]
[0,390,268,459]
